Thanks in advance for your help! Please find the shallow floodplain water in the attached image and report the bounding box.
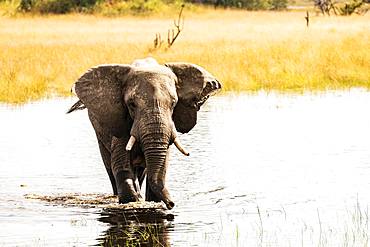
[0,90,369,246]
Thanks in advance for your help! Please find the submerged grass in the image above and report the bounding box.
[0,11,369,103]
[215,200,369,246]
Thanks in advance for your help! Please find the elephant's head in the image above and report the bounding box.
[69,58,221,209]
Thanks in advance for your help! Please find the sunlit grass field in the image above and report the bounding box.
[0,10,369,103]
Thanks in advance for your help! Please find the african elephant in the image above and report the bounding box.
[67,58,221,209]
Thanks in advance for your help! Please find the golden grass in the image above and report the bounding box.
[0,10,369,103]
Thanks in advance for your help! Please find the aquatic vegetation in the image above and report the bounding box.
[212,201,369,246]
[25,193,370,246]
[101,223,166,247]
[25,193,171,246]
[0,11,369,103]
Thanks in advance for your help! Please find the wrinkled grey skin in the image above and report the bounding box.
[67,58,221,209]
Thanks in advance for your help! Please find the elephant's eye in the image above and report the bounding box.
[128,101,136,110]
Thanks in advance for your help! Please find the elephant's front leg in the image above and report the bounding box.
[98,140,117,195]
[111,136,141,203]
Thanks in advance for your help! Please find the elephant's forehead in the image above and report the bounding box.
[129,67,176,87]
[136,66,174,76]
[127,67,177,99]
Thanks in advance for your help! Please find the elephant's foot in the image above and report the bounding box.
[118,178,142,203]
[118,194,140,204]
[115,171,141,204]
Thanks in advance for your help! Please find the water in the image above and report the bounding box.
[1,90,369,246]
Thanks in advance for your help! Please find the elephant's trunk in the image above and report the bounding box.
[139,118,175,210]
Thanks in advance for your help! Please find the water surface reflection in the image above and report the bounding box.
[97,208,173,246]
[0,90,369,246]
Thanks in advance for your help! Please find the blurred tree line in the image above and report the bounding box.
[314,0,368,15]
[197,0,287,10]
[12,0,288,14]
[17,0,99,13]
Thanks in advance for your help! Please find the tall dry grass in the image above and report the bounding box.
[0,11,369,103]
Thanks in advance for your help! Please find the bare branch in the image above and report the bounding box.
[154,33,163,49]
[305,11,310,27]
[168,4,185,47]
[151,4,185,50]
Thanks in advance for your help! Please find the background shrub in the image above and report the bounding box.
[195,0,287,10]
[18,0,100,13]
[16,0,288,14]
[270,0,288,10]
[19,0,34,12]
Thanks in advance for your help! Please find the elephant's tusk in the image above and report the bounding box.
[126,136,136,151]
[174,137,190,156]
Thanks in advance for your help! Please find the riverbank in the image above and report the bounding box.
[1,11,369,103]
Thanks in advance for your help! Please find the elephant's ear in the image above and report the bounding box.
[73,64,132,137]
[165,63,222,133]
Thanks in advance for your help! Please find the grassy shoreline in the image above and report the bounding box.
[1,11,369,104]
